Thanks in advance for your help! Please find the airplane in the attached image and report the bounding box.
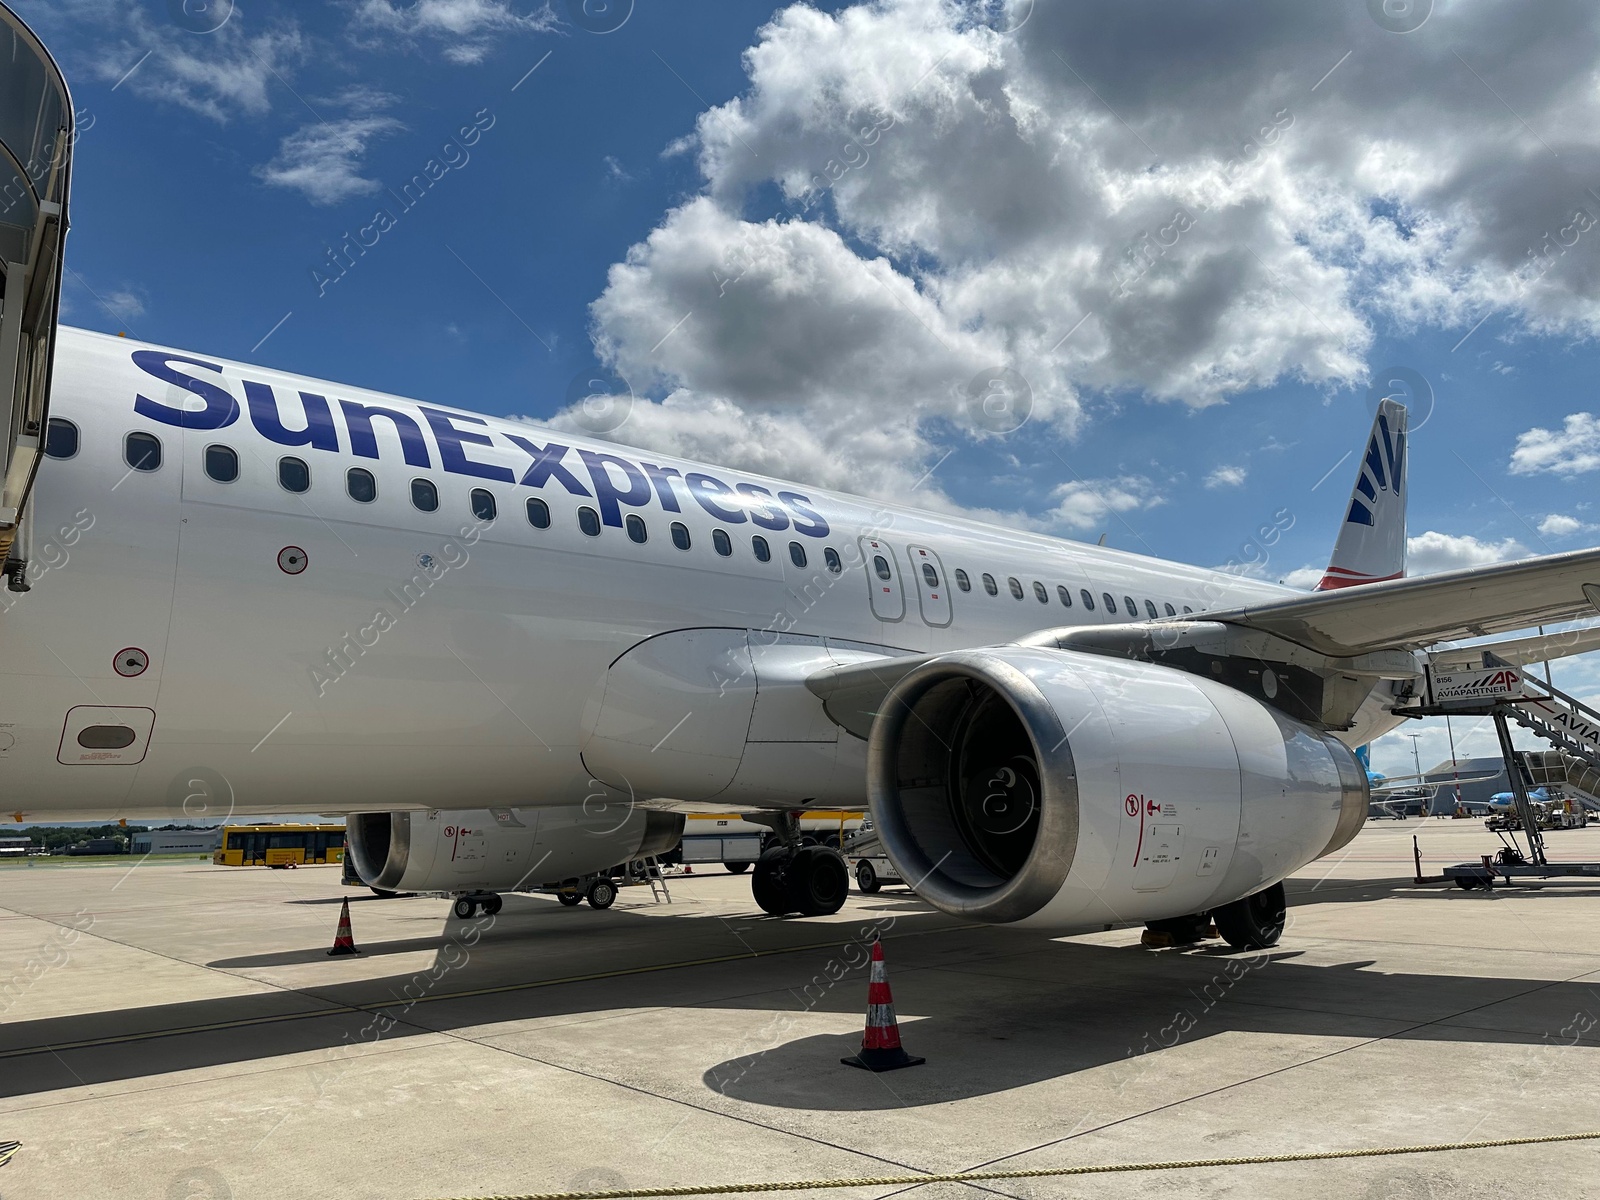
[6,6,1600,949]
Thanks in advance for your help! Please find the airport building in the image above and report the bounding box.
[129,830,222,856]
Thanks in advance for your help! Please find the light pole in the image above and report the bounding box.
[1409,733,1426,816]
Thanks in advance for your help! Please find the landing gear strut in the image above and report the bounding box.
[748,812,849,917]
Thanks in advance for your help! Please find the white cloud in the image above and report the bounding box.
[1281,566,1325,590]
[1045,477,1164,533]
[582,0,1600,523]
[1204,465,1247,490]
[101,290,146,321]
[1510,413,1600,476]
[256,105,406,206]
[1407,531,1529,576]
[1538,513,1593,538]
[350,0,558,64]
[90,18,306,123]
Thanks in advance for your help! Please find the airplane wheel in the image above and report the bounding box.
[557,890,583,906]
[587,879,618,909]
[1145,913,1209,944]
[725,861,750,874]
[752,846,794,915]
[1211,882,1286,951]
[452,896,477,920]
[482,895,503,916]
[788,846,849,917]
[369,887,398,899]
[856,860,881,894]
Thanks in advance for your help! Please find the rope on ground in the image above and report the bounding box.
[434,1129,1600,1200]
[0,1140,20,1168]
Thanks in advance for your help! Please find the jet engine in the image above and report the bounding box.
[346,804,683,894]
[867,647,1367,932]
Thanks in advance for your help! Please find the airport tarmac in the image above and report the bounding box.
[1,819,1598,1200]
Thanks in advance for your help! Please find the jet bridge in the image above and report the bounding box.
[0,4,72,587]
[1404,648,1600,886]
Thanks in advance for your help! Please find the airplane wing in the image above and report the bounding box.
[1204,547,1600,658]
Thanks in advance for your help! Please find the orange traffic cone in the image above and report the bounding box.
[327,897,360,956]
[841,939,923,1071]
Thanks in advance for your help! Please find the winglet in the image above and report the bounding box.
[1317,399,1408,591]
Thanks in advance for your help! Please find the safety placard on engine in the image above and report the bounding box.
[1134,824,1184,891]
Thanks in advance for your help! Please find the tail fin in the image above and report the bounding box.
[1316,398,1408,590]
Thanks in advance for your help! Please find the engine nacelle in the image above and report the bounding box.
[868,648,1367,932]
[347,805,683,894]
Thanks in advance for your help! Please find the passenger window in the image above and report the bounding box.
[671,521,691,551]
[824,547,842,574]
[346,467,376,502]
[1182,605,1193,614]
[526,497,551,528]
[471,488,497,522]
[626,514,647,544]
[753,535,771,562]
[578,506,601,536]
[1145,600,1159,619]
[983,573,998,596]
[125,431,161,472]
[278,456,310,494]
[713,528,733,556]
[1057,585,1073,607]
[922,563,939,588]
[44,417,78,459]
[1081,590,1095,611]
[874,555,892,581]
[1164,602,1176,617]
[1032,581,1048,603]
[203,444,239,483]
[790,541,807,568]
[1008,577,1024,600]
[1102,592,1116,613]
[411,479,439,512]
[955,569,971,592]
[1124,596,1138,617]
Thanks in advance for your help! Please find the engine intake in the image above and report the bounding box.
[868,647,1367,931]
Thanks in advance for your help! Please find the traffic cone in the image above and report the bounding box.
[327,897,360,956]
[841,939,924,1071]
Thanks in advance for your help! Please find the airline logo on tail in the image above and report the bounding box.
[1317,399,1409,591]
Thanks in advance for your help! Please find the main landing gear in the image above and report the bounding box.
[1142,881,1287,952]
[451,892,504,919]
[749,813,849,917]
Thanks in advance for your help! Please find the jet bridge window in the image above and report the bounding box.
[982,573,998,596]
[1145,599,1159,619]
[578,506,601,536]
[278,457,310,494]
[1008,577,1024,600]
[1057,585,1073,607]
[954,568,970,591]
[471,488,497,522]
[125,432,161,473]
[526,497,551,529]
[626,514,647,543]
[753,535,772,562]
[825,547,842,574]
[712,528,732,556]
[203,445,239,483]
[790,541,807,568]
[671,521,691,551]
[346,468,376,503]
[1032,581,1048,603]
[44,418,78,459]
[411,479,439,512]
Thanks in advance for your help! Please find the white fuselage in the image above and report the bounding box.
[0,328,1397,822]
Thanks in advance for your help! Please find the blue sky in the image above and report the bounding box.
[17,0,1600,774]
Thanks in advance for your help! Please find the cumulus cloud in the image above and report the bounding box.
[256,92,405,205]
[349,0,558,64]
[1407,531,1529,576]
[1510,413,1600,476]
[574,0,1600,521]
[1204,465,1247,490]
[1538,513,1593,537]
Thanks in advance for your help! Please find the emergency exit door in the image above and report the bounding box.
[859,536,905,621]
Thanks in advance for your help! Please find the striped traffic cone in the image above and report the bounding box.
[841,939,924,1071]
[327,897,360,956]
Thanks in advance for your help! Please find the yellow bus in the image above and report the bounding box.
[214,824,345,868]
